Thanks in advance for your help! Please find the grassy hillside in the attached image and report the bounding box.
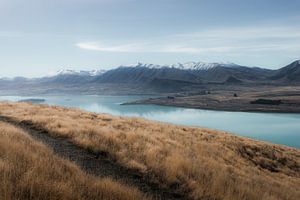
[0,121,147,200]
[0,102,299,200]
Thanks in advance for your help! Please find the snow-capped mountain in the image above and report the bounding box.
[0,60,300,95]
[39,69,107,85]
[95,61,272,84]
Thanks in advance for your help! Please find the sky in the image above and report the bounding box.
[1,0,300,77]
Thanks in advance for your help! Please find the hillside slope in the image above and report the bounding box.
[0,102,299,200]
[0,121,146,200]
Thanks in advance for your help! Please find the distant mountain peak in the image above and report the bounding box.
[270,60,300,82]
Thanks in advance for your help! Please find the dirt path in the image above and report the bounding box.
[0,115,187,200]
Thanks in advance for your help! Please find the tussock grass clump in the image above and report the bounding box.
[0,102,299,200]
[0,121,147,200]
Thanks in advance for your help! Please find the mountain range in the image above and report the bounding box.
[1,60,300,95]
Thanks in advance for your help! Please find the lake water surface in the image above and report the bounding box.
[1,95,299,148]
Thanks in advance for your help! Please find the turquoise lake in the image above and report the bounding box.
[1,95,299,148]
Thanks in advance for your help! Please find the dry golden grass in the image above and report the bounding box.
[0,102,299,200]
[0,121,147,200]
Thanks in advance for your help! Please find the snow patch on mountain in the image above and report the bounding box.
[120,62,163,69]
[172,62,239,70]
[119,61,240,70]
[50,69,106,77]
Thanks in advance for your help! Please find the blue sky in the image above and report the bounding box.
[1,0,300,77]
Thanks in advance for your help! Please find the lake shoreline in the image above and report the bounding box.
[123,100,300,113]
[123,94,300,113]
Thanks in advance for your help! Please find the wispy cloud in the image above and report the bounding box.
[76,42,149,52]
[76,25,300,55]
[76,42,207,53]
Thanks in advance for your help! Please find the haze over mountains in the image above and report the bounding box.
[0,60,300,95]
